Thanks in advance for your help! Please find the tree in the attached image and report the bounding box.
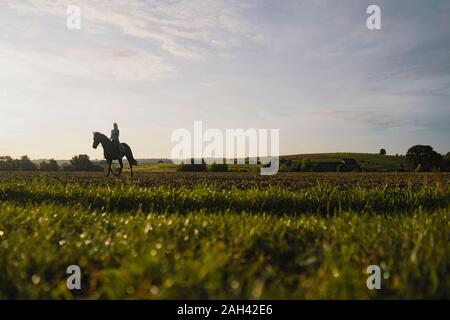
[406,145,442,172]
[300,158,313,172]
[48,159,60,171]
[0,156,18,171]
[70,154,91,170]
[177,159,208,172]
[209,162,228,172]
[40,159,59,171]
[68,154,102,171]
[19,155,37,171]
[379,149,386,155]
[279,159,301,172]
[440,152,450,172]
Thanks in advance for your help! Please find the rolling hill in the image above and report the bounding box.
[283,153,410,171]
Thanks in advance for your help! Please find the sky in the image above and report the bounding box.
[0,0,449,159]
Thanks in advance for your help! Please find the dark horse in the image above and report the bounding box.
[92,132,138,177]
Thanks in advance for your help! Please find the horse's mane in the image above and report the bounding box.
[94,132,108,140]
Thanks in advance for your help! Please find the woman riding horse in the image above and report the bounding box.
[92,125,137,177]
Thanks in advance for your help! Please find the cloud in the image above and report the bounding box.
[7,0,268,59]
[0,41,175,83]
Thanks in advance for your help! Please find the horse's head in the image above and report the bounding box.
[92,132,101,149]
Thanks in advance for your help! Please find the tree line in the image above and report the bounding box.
[0,155,102,172]
[1,145,448,173]
[177,145,450,173]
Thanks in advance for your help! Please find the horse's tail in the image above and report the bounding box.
[122,143,138,165]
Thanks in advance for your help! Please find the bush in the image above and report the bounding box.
[177,159,208,172]
[209,162,228,172]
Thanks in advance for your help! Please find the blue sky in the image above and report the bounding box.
[0,0,449,159]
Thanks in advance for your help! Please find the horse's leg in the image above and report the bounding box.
[111,160,118,176]
[107,159,112,177]
[118,159,123,176]
[129,163,133,177]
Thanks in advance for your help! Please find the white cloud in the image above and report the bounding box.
[7,0,268,59]
[0,41,175,83]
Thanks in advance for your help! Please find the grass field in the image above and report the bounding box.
[0,172,448,299]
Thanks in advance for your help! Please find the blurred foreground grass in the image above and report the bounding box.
[0,202,448,299]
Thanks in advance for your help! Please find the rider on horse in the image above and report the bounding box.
[110,123,122,157]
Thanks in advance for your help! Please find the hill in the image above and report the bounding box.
[283,153,409,171]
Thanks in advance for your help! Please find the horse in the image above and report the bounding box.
[92,132,138,177]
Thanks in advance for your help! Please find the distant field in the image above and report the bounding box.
[284,153,409,171]
[114,152,411,172]
[130,162,259,173]
[0,172,448,299]
[0,171,448,189]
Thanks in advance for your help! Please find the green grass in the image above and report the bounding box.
[0,203,447,299]
[131,162,179,173]
[0,174,448,299]
[0,180,448,214]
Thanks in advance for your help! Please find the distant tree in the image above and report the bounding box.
[300,158,313,172]
[70,154,91,170]
[379,148,386,155]
[209,162,228,172]
[39,159,59,171]
[68,154,103,171]
[406,145,442,172]
[48,159,60,171]
[279,158,301,172]
[61,164,75,171]
[19,155,37,171]
[177,159,207,172]
[291,160,302,172]
[0,156,18,171]
[440,152,450,172]
[39,161,49,171]
[279,163,289,172]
